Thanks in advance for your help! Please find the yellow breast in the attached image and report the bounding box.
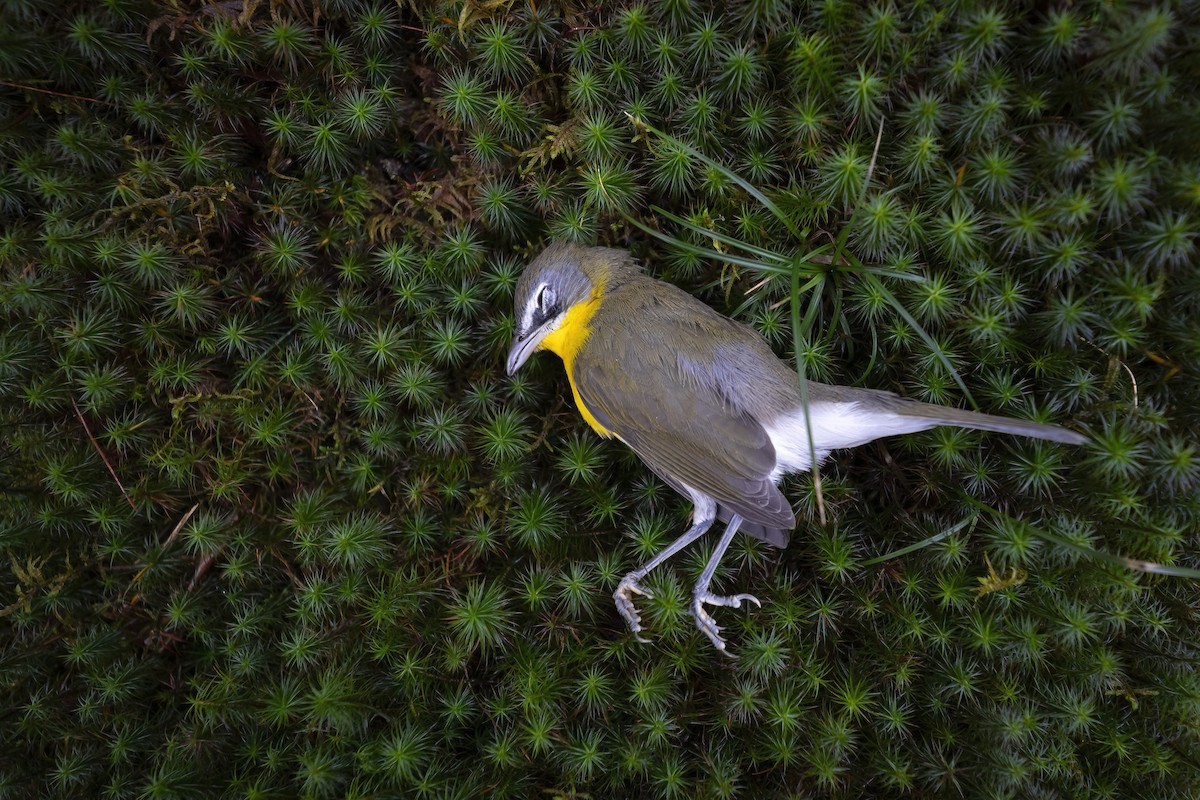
[537,293,613,437]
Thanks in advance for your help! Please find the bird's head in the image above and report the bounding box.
[506,242,641,375]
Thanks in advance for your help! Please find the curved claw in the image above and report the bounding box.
[614,575,655,642]
[691,590,765,653]
[703,592,761,609]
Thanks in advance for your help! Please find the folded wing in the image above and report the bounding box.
[572,295,796,531]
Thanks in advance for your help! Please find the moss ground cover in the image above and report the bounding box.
[2,1,1199,796]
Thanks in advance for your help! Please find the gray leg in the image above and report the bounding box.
[615,508,714,642]
[691,513,761,654]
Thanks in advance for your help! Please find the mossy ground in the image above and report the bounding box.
[2,1,1199,797]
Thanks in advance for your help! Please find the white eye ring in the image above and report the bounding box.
[536,284,555,310]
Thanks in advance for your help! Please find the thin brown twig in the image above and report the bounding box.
[127,502,199,590]
[187,550,222,591]
[72,400,135,509]
[813,464,827,526]
[865,115,885,187]
[0,80,114,106]
[162,503,201,550]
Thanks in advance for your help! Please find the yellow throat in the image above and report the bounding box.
[537,289,612,437]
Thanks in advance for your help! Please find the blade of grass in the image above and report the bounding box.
[825,273,845,347]
[833,116,887,256]
[626,113,807,241]
[623,207,832,280]
[850,324,881,387]
[845,264,926,281]
[862,272,976,407]
[649,205,785,262]
[622,212,788,274]
[961,493,1200,580]
[822,238,925,280]
[650,210,793,269]
[863,516,977,566]
[791,263,829,524]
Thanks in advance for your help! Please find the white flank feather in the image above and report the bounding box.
[763,403,938,481]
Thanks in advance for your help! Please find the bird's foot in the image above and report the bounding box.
[614,574,655,643]
[691,589,761,654]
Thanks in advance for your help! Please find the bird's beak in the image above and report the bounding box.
[506,324,550,375]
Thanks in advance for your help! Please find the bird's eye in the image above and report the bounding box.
[536,284,555,310]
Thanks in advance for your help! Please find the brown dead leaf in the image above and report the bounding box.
[457,0,518,32]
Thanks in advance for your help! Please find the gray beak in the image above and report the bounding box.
[506,328,542,375]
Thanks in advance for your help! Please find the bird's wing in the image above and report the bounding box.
[572,294,795,530]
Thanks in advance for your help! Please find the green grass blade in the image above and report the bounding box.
[862,272,976,406]
[648,206,786,263]
[791,264,828,522]
[961,493,1200,581]
[863,516,977,566]
[627,113,807,241]
[622,208,823,277]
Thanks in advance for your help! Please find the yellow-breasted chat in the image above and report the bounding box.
[506,242,1088,652]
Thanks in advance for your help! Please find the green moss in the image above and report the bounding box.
[2,1,1200,797]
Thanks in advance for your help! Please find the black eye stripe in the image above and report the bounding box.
[529,303,560,331]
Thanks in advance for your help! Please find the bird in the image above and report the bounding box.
[506,242,1088,652]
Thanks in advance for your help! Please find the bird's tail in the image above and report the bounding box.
[891,401,1089,445]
